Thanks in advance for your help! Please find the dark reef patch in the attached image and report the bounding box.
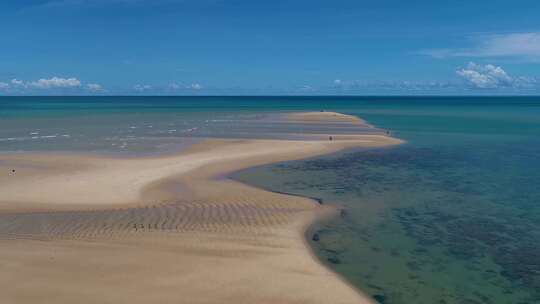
[235,130,540,304]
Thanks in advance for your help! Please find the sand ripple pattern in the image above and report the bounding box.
[0,191,310,241]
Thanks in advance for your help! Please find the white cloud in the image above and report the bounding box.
[169,83,203,90]
[11,79,25,87]
[513,76,539,88]
[298,85,314,92]
[86,83,103,92]
[30,77,81,89]
[133,84,152,92]
[422,32,540,60]
[330,79,456,92]
[168,83,182,90]
[1,77,109,93]
[456,62,536,89]
[467,32,540,58]
[188,83,202,90]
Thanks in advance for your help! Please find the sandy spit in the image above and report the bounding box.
[0,112,402,304]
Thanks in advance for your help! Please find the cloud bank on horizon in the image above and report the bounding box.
[0,0,539,95]
[0,77,104,93]
[2,64,538,95]
[456,63,537,89]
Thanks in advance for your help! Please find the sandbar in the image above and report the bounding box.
[0,112,402,304]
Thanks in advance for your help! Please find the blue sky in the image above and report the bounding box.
[1,0,539,95]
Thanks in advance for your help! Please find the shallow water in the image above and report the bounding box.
[234,97,540,304]
[0,96,381,154]
[3,96,540,303]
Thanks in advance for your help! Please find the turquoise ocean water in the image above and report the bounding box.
[2,96,540,303]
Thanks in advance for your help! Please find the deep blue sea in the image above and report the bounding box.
[2,96,540,303]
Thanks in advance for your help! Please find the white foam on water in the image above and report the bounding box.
[0,137,21,142]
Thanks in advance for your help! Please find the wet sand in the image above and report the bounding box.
[0,112,402,304]
[288,111,370,125]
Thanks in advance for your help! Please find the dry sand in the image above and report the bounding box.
[0,112,402,304]
[288,111,371,126]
